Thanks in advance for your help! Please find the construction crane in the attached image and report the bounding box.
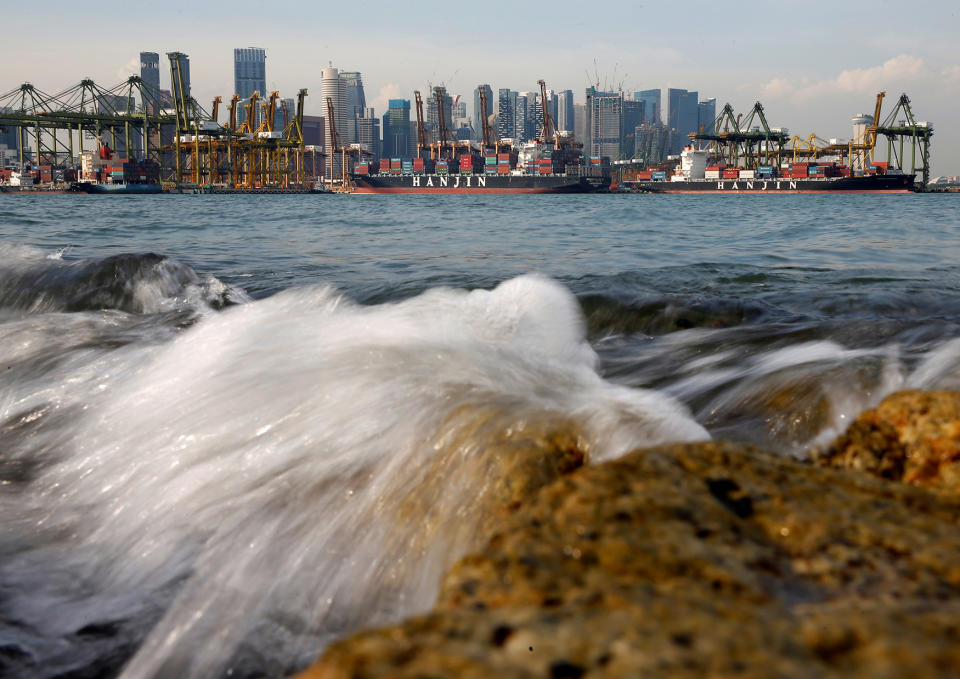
[477,84,496,151]
[414,90,429,159]
[537,79,562,149]
[433,86,451,159]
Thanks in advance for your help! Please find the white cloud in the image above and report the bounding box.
[370,83,401,116]
[116,57,140,82]
[760,55,931,104]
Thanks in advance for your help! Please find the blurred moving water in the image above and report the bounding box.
[1,193,958,677]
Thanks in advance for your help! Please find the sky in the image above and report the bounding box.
[3,0,959,175]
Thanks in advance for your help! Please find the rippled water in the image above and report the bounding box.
[1,192,959,678]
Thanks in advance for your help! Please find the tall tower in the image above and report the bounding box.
[234,47,266,99]
[234,47,266,129]
[557,90,574,134]
[340,71,366,120]
[321,67,348,146]
[139,52,160,98]
[497,88,516,140]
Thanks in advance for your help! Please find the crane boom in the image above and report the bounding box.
[537,79,561,149]
[478,85,494,148]
[210,96,221,123]
[414,90,429,158]
[434,87,450,159]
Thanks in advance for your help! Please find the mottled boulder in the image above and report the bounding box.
[817,389,960,491]
[298,441,960,678]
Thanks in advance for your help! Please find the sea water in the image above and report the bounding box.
[1,193,959,677]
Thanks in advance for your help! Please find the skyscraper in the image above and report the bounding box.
[698,98,717,135]
[666,88,699,153]
[234,48,266,99]
[425,86,453,137]
[557,90,575,135]
[340,71,366,120]
[321,67,348,145]
[636,89,661,124]
[234,48,266,129]
[382,99,412,158]
[474,84,493,142]
[589,92,624,159]
[497,89,516,141]
[139,52,160,108]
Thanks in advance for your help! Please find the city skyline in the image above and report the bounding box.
[3,0,957,173]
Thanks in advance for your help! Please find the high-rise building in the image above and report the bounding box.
[622,99,645,157]
[234,48,266,99]
[698,98,717,135]
[321,67,348,144]
[574,103,587,146]
[425,86,452,136]
[666,88,699,153]
[382,99,412,158]
[139,52,160,110]
[497,88,516,140]
[589,91,624,159]
[340,71,366,121]
[474,84,493,142]
[557,90,575,134]
[514,91,538,143]
[452,97,466,121]
[354,114,380,160]
[636,89,661,124]
[234,48,266,129]
[301,114,325,147]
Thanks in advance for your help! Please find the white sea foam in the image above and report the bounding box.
[3,274,707,678]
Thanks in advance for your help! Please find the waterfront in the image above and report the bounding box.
[1,193,960,677]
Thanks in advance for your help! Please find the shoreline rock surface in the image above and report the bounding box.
[298,391,960,678]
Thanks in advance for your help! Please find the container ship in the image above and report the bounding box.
[349,141,610,194]
[622,149,914,194]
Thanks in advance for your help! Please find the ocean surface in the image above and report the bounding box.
[1,192,959,678]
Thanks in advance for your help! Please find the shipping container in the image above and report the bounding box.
[497,165,509,174]
[739,170,756,179]
[722,169,739,178]
[705,170,721,179]
[651,171,667,180]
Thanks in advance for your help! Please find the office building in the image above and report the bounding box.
[426,86,453,136]
[588,91,624,158]
[321,67,348,143]
[301,115,325,148]
[340,71,366,120]
[474,84,493,142]
[234,48,266,99]
[622,99,645,157]
[354,112,380,160]
[574,103,587,147]
[139,52,161,111]
[235,47,266,129]
[698,98,717,135]
[557,89,575,134]
[497,88,516,140]
[636,89,661,124]
[382,99,412,158]
[666,88,699,153]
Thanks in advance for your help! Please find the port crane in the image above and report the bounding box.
[692,102,788,169]
[414,90,430,159]
[537,79,562,150]
[476,84,498,153]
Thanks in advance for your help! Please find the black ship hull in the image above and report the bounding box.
[351,173,609,194]
[624,174,915,194]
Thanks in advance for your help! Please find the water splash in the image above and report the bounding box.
[1,274,706,678]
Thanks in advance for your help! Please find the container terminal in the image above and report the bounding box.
[0,53,934,194]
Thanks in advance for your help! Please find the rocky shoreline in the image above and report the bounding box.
[298,390,960,678]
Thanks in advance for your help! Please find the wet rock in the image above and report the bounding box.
[298,441,960,678]
[817,389,960,492]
